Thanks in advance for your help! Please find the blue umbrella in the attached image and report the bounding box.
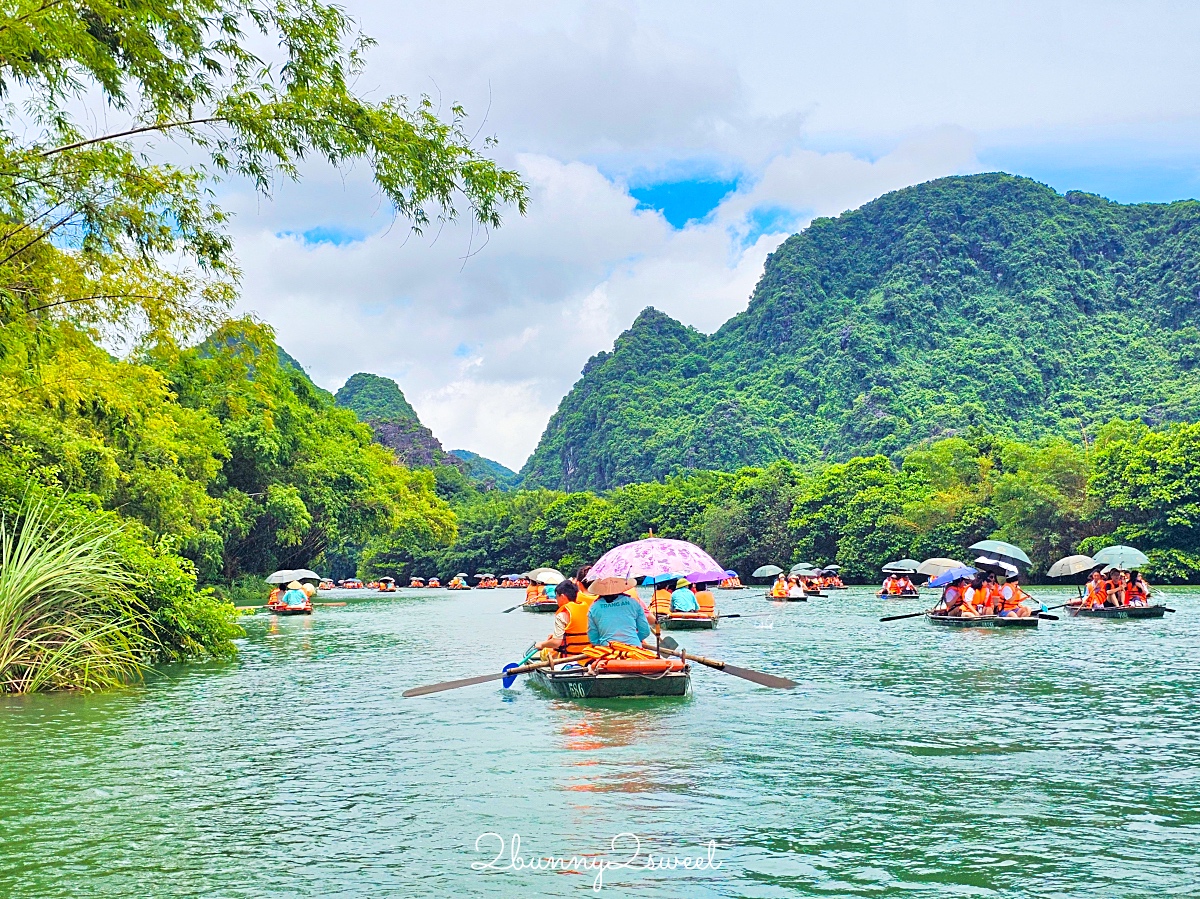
[927,566,977,588]
[723,569,738,578]
[642,573,682,586]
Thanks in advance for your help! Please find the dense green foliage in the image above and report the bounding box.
[335,373,420,424]
[450,450,521,491]
[523,174,1200,490]
[395,423,1198,584]
[0,0,523,682]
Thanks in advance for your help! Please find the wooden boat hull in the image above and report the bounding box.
[268,607,312,616]
[878,591,920,599]
[1067,604,1167,619]
[764,593,806,602]
[804,591,827,599]
[531,667,690,699]
[661,615,717,630]
[522,601,559,613]
[928,613,1037,629]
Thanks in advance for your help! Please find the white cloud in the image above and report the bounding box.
[223,1,1200,470]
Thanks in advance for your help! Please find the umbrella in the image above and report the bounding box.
[642,573,683,586]
[968,540,1032,567]
[687,570,727,585]
[265,568,321,585]
[723,569,738,578]
[752,564,783,578]
[927,566,977,588]
[917,557,964,577]
[790,562,820,575]
[975,556,1019,576]
[1047,555,1098,578]
[882,559,921,573]
[823,565,841,572]
[1092,545,1149,570]
[526,567,565,585]
[588,538,725,581]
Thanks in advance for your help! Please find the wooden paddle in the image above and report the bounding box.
[657,637,797,689]
[315,602,347,607]
[880,610,929,622]
[501,603,524,613]
[402,654,591,698]
[719,613,774,619]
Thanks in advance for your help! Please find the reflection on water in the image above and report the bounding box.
[1,586,1198,898]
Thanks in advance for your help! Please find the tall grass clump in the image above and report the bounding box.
[0,500,154,693]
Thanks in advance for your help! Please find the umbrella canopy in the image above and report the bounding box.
[1047,554,1098,578]
[588,538,724,581]
[975,556,1020,576]
[723,569,738,578]
[917,557,965,577]
[927,566,977,588]
[968,540,1032,567]
[265,568,321,585]
[752,564,784,578]
[882,559,921,574]
[1092,545,1149,570]
[526,567,565,585]
[379,576,396,583]
[687,570,726,585]
[823,564,841,572]
[642,573,682,586]
[790,562,820,575]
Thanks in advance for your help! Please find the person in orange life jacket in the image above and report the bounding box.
[882,573,902,594]
[694,582,717,615]
[769,575,788,598]
[995,575,1032,617]
[1082,570,1107,608]
[1125,571,1150,606]
[939,577,968,615]
[958,573,989,618]
[587,577,652,648]
[535,580,593,655]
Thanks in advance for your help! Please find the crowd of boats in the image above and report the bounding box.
[258,537,1175,700]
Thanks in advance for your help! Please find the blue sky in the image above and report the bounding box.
[228,1,1200,469]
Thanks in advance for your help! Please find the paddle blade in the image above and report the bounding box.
[501,663,520,689]
[722,664,799,690]
[403,672,504,698]
[502,604,522,613]
[1037,613,1060,621]
[880,611,926,622]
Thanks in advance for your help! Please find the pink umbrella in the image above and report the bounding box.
[588,538,725,581]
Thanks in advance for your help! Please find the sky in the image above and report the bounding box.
[221,0,1200,470]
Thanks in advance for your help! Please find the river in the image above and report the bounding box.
[1,585,1197,897]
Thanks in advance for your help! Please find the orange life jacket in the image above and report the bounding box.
[1125,582,1147,604]
[942,585,963,610]
[769,580,788,597]
[560,595,595,654]
[526,583,543,602]
[695,590,716,614]
[997,583,1025,612]
[652,588,673,616]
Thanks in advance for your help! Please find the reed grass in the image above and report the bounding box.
[0,500,154,693]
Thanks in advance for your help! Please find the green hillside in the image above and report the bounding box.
[522,173,1200,490]
[450,450,521,490]
[334,372,420,423]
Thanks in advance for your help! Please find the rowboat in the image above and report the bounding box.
[661,613,718,630]
[878,591,919,599]
[764,592,806,602]
[928,613,1037,629]
[804,591,827,599]
[718,585,748,591]
[530,663,691,699]
[522,600,559,613]
[266,599,312,616]
[1065,603,1168,620]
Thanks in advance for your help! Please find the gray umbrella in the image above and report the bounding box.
[882,559,921,574]
[1091,545,1149,570]
[265,568,320,585]
[1047,555,1098,578]
[752,564,784,578]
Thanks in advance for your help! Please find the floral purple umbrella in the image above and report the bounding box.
[588,538,725,581]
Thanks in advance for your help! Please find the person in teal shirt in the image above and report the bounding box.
[670,578,699,612]
[587,578,652,647]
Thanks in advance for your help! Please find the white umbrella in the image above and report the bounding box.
[917,557,965,577]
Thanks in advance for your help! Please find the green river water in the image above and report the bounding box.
[1,585,1198,898]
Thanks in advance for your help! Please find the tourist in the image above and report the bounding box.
[1126,571,1151,606]
[786,575,806,598]
[996,575,1032,618]
[670,578,700,612]
[587,577,653,648]
[770,574,789,598]
[536,580,593,655]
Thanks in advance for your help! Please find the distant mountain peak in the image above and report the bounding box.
[334,372,419,424]
[449,450,520,490]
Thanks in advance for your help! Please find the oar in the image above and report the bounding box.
[402,654,591,698]
[880,610,930,622]
[315,602,347,607]
[657,637,797,689]
[719,613,774,619]
[501,603,524,613]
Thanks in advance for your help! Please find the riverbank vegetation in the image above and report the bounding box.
[0,0,525,688]
[386,421,1200,584]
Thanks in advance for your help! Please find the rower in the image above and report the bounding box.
[587,577,653,648]
[670,578,699,612]
[1083,570,1106,609]
[882,573,901,595]
[536,580,592,656]
[940,577,967,615]
[769,575,788,598]
[525,580,545,604]
[995,575,1032,618]
[786,575,805,598]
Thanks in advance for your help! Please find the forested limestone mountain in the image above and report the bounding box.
[450,450,521,490]
[521,173,1200,490]
[334,372,456,468]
